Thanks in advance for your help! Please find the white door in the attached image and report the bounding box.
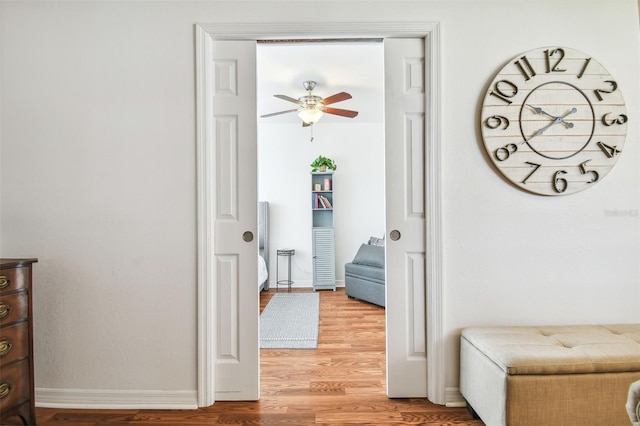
[211,40,259,400]
[384,38,428,397]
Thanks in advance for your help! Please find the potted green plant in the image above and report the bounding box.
[310,155,337,172]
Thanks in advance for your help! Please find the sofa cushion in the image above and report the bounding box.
[345,262,385,283]
[345,274,385,307]
[352,244,384,268]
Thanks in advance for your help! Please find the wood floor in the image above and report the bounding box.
[34,288,484,425]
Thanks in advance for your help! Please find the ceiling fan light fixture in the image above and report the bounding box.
[298,107,323,125]
[261,80,357,127]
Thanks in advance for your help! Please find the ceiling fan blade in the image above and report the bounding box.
[260,108,299,118]
[274,94,303,105]
[321,92,352,106]
[323,107,359,118]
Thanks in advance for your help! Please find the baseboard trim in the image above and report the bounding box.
[35,388,198,409]
[444,387,466,407]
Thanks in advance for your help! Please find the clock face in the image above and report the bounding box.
[481,47,628,195]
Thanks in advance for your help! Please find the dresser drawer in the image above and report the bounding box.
[0,291,28,327]
[0,322,29,367]
[0,359,30,413]
[0,266,29,295]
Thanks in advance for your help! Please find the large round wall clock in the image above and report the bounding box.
[480,46,628,195]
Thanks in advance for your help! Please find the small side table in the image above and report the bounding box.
[276,249,295,292]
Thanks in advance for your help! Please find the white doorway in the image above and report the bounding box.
[256,39,386,397]
[257,40,385,291]
[195,21,444,407]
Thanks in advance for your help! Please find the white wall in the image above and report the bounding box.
[438,0,640,391]
[1,1,200,394]
[258,122,385,286]
[1,0,638,406]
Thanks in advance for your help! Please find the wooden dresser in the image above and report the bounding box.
[0,258,38,426]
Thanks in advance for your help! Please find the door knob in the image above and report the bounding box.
[242,231,254,242]
[390,230,401,241]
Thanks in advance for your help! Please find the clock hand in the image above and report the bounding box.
[555,109,575,129]
[526,104,556,120]
[526,107,577,142]
[527,120,558,141]
[526,104,574,128]
[557,107,577,121]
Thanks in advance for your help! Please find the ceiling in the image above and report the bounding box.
[257,40,384,125]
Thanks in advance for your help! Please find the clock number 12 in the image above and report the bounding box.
[544,48,567,73]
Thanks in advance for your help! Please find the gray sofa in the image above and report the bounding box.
[344,242,385,307]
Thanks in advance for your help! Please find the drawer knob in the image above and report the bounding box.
[0,303,9,319]
[0,275,9,289]
[0,382,12,399]
[0,339,12,357]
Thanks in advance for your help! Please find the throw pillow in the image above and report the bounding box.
[368,236,385,246]
[353,244,385,268]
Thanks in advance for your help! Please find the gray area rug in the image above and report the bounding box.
[260,292,319,349]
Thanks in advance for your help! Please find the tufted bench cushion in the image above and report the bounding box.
[460,324,640,426]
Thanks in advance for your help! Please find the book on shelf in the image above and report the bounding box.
[319,195,332,208]
[313,193,334,209]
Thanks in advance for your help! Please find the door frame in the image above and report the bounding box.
[195,21,444,406]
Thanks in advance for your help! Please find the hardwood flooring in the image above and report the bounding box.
[34,288,484,425]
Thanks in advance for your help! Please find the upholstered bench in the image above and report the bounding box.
[460,325,640,426]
